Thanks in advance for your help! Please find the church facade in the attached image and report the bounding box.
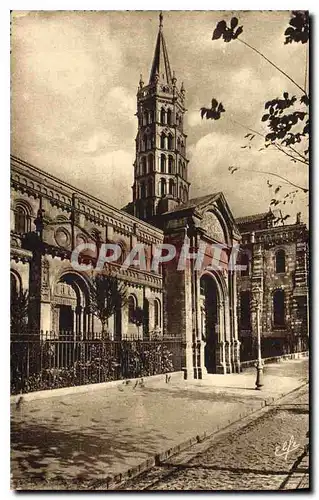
[10,14,308,380]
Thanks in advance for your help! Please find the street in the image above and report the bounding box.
[119,385,309,491]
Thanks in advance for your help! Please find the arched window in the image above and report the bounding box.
[240,291,251,329]
[160,154,166,173]
[168,134,173,150]
[182,163,186,179]
[240,253,250,276]
[142,135,147,152]
[140,181,146,199]
[178,159,182,176]
[148,154,154,172]
[168,156,174,174]
[160,133,166,149]
[160,178,166,197]
[128,295,137,323]
[148,178,153,197]
[160,108,166,125]
[143,111,148,126]
[154,299,161,327]
[273,289,285,327]
[141,157,147,176]
[183,187,188,202]
[169,179,174,195]
[177,137,181,151]
[179,185,183,200]
[167,109,172,126]
[275,249,285,274]
[148,110,153,124]
[14,203,31,234]
[10,271,21,296]
[147,135,152,150]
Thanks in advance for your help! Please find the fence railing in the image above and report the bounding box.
[11,331,183,395]
[240,335,309,362]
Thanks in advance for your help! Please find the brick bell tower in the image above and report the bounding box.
[131,12,190,221]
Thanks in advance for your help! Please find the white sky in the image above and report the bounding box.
[11,10,309,223]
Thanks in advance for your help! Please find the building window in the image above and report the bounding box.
[160,154,166,173]
[160,133,166,149]
[128,295,136,323]
[148,154,154,172]
[14,205,31,234]
[177,137,181,151]
[160,178,166,197]
[140,182,146,199]
[141,135,147,152]
[141,157,147,176]
[160,108,166,125]
[154,299,161,327]
[178,159,182,176]
[167,109,172,126]
[273,289,285,327]
[169,179,174,195]
[168,156,174,174]
[240,291,251,329]
[143,111,148,126]
[275,249,285,274]
[240,253,250,276]
[183,187,187,202]
[168,134,173,150]
[148,178,153,197]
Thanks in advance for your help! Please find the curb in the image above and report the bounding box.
[10,371,184,404]
[101,379,309,490]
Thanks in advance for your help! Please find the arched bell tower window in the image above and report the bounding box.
[167,109,172,126]
[168,156,174,174]
[160,154,166,173]
[160,178,166,197]
[160,108,166,125]
[140,181,146,199]
[275,249,285,274]
[148,178,153,198]
[148,154,154,172]
[141,157,147,176]
[169,179,174,195]
[160,133,166,149]
[141,135,147,152]
[178,159,182,176]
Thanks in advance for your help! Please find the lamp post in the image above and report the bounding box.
[254,286,264,390]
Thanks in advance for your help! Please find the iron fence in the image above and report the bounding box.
[240,335,309,362]
[11,331,183,395]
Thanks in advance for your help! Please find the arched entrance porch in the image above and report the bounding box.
[200,271,227,374]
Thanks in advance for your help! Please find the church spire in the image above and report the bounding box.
[149,12,172,85]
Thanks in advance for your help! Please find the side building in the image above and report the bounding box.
[236,211,309,360]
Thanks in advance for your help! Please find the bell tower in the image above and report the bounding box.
[131,12,189,221]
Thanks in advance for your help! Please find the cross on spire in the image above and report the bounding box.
[159,11,163,29]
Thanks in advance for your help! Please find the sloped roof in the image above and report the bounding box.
[235,211,272,225]
[163,193,220,215]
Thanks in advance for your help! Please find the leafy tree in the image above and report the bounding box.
[89,270,127,338]
[11,288,29,333]
[201,11,309,214]
[131,306,144,339]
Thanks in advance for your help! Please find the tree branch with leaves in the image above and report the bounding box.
[89,270,127,338]
[200,11,309,216]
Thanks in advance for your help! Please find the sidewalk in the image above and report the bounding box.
[11,358,308,490]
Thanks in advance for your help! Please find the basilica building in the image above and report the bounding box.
[10,14,308,379]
